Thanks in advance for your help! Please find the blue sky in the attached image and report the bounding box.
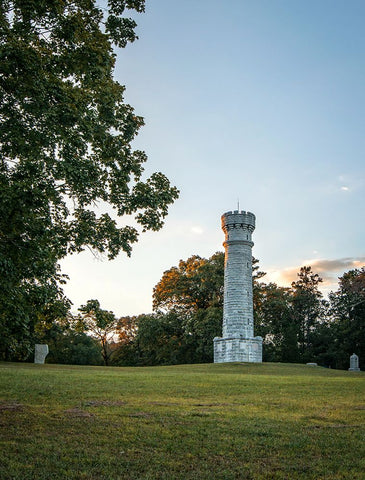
[61,0,365,316]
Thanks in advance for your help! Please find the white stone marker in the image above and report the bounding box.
[213,210,262,363]
[34,344,49,364]
[348,353,360,371]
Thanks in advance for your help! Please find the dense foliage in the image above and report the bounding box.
[112,253,225,366]
[111,255,364,369]
[34,314,103,365]
[0,0,178,360]
[327,267,365,369]
[153,253,224,312]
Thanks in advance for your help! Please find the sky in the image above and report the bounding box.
[61,0,365,316]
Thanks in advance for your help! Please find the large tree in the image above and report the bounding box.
[151,252,225,363]
[153,252,225,313]
[0,0,178,359]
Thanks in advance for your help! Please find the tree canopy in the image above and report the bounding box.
[0,0,178,359]
[153,252,225,313]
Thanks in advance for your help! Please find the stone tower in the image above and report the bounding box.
[213,210,262,363]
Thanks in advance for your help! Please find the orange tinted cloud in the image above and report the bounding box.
[267,257,365,291]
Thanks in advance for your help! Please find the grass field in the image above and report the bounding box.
[1,362,364,479]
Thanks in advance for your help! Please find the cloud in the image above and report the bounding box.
[334,173,365,194]
[191,226,204,235]
[266,257,365,292]
[306,257,365,274]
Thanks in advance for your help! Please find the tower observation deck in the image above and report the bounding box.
[213,210,262,363]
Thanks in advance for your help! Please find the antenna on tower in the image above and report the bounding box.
[237,198,240,212]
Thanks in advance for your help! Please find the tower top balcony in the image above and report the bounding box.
[221,210,256,233]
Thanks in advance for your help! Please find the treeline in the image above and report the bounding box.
[2,253,364,370]
[111,254,365,370]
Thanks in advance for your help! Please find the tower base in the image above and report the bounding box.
[213,336,262,363]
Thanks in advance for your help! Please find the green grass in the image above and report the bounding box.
[1,362,364,479]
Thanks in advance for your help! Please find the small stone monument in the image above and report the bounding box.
[348,353,360,371]
[34,344,49,364]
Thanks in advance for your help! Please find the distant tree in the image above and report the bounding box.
[110,315,140,366]
[329,267,365,369]
[0,0,178,360]
[308,319,336,368]
[255,282,298,362]
[78,299,118,366]
[34,313,103,365]
[183,307,222,363]
[291,266,326,362]
[254,266,334,365]
[134,312,186,366]
[48,331,103,365]
[115,315,139,346]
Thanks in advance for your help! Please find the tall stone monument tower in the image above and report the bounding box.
[214,210,262,363]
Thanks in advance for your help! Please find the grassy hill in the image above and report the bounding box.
[1,362,364,479]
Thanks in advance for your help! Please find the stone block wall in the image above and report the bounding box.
[213,336,262,363]
[223,241,254,338]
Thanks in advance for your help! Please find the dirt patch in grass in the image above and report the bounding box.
[128,412,153,418]
[64,408,94,418]
[0,401,24,411]
[83,400,127,407]
[189,412,211,417]
[309,424,363,429]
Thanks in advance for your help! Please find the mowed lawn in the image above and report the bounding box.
[0,362,364,480]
